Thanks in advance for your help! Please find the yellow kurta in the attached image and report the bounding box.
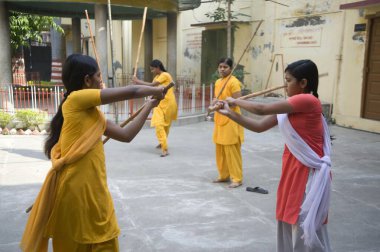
[45,89,119,243]
[150,72,177,152]
[150,72,177,127]
[213,75,244,145]
[213,75,244,183]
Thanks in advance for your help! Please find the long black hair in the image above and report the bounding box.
[150,59,166,72]
[44,54,98,159]
[285,59,319,98]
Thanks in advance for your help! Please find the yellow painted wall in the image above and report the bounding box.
[232,23,252,90]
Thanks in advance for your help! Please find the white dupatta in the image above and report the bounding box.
[277,113,332,248]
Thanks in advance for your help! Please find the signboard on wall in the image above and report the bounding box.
[180,30,202,81]
[184,32,202,60]
[280,26,322,47]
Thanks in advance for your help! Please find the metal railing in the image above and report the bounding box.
[0,81,213,123]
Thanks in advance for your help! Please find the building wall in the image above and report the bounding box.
[271,1,344,104]
[335,5,380,133]
[177,7,206,83]
[175,0,380,133]
[73,1,380,133]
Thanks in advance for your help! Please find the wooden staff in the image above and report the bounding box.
[102,82,175,144]
[85,10,104,85]
[123,7,148,134]
[133,7,148,77]
[103,7,149,144]
[240,85,286,100]
[208,85,286,113]
[208,70,329,114]
[211,20,263,102]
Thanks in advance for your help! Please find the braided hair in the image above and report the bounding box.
[44,54,98,158]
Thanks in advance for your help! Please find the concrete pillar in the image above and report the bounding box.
[167,12,177,82]
[72,17,81,54]
[51,18,64,60]
[95,4,108,85]
[0,2,12,85]
[144,19,153,81]
[50,18,65,84]
[122,21,132,77]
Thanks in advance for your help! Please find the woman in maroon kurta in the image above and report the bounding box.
[215,60,331,252]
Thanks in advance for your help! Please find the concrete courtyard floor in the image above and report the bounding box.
[1,121,380,251]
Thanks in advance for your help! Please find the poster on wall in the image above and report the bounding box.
[279,17,324,48]
[181,30,202,80]
[184,31,202,61]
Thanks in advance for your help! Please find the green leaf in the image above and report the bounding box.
[9,12,64,53]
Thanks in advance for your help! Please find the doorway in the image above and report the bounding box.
[201,29,228,85]
[362,17,380,121]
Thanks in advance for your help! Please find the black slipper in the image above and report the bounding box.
[246,186,268,194]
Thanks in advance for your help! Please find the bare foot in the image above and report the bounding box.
[228,182,242,188]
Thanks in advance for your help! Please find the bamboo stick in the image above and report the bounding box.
[102,82,174,144]
[208,85,286,113]
[102,105,146,144]
[125,7,148,132]
[206,20,263,120]
[133,7,148,77]
[103,7,149,144]
[85,10,104,85]
[240,85,286,100]
[214,20,263,100]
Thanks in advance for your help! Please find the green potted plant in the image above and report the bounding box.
[0,111,14,130]
[15,109,47,131]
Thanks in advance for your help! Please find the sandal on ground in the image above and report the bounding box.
[212,178,229,183]
[228,182,242,188]
[246,186,268,194]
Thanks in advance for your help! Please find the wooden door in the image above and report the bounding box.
[363,17,380,121]
[201,29,227,85]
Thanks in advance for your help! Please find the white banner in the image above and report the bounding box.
[280,26,322,48]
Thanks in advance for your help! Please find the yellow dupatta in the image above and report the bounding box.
[20,111,106,252]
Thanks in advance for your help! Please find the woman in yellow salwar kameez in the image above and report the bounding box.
[212,58,244,188]
[20,54,164,252]
[133,59,178,157]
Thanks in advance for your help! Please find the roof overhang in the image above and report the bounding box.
[340,0,380,10]
[191,21,250,30]
[4,0,201,19]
